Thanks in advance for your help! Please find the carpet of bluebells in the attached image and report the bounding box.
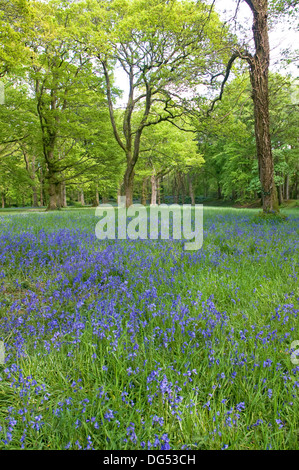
[0,207,298,450]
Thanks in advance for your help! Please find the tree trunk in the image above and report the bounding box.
[1,192,5,209]
[157,177,161,205]
[245,0,278,213]
[116,182,122,203]
[22,150,39,208]
[31,157,38,207]
[45,150,62,211]
[173,174,179,204]
[160,176,165,203]
[93,185,100,206]
[141,177,148,206]
[47,180,61,211]
[61,182,67,208]
[180,172,185,204]
[123,166,134,207]
[151,173,157,206]
[188,174,195,205]
[278,185,283,206]
[204,182,208,198]
[32,187,38,207]
[293,173,299,199]
[64,184,67,207]
[284,174,289,201]
[39,168,44,207]
[40,187,44,207]
[78,189,85,206]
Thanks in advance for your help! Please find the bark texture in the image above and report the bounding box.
[245,0,278,212]
[209,0,279,213]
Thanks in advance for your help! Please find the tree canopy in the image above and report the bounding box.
[0,0,298,210]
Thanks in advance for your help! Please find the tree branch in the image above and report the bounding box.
[207,49,254,115]
[101,59,126,153]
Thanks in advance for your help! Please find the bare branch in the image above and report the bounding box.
[207,49,253,115]
[101,59,127,153]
